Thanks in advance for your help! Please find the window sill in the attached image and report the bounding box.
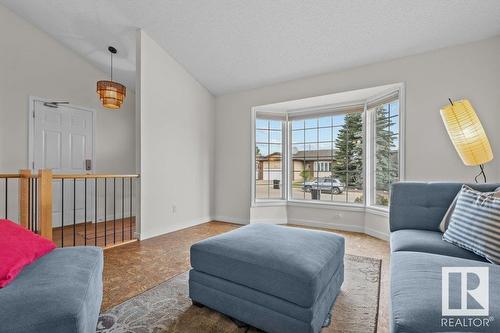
[366,205,389,217]
[287,200,365,211]
[252,200,287,208]
[252,199,365,212]
[252,200,390,216]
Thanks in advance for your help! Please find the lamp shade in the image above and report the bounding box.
[96,80,126,109]
[440,99,493,166]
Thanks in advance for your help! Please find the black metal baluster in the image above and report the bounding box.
[84,179,87,246]
[130,178,133,240]
[94,178,98,246]
[73,178,76,246]
[61,179,64,247]
[4,178,7,219]
[104,178,107,246]
[113,178,116,244]
[34,178,38,233]
[28,178,32,231]
[121,178,124,242]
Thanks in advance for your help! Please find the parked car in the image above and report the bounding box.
[302,178,345,194]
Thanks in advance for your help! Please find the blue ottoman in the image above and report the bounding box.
[189,224,344,333]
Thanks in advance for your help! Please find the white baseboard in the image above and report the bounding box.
[250,218,287,225]
[364,227,389,241]
[139,216,212,240]
[213,215,250,225]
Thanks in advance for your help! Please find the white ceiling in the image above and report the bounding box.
[2,0,500,95]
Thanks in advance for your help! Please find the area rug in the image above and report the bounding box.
[97,254,381,333]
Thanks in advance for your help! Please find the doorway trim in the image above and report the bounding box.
[28,96,97,173]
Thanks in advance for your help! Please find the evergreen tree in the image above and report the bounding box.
[332,113,363,187]
[375,105,398,192]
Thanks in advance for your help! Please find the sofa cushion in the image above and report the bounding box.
[390,229,487,261]
[391,252,500,333]
[0,247,103,333]
[190,224,344,308]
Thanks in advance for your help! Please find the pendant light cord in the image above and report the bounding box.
[474,164,487,183]
[110,51,113,82]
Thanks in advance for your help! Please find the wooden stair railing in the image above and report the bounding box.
[1,169,139,248]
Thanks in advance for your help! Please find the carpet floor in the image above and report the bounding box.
[97,254,381,333]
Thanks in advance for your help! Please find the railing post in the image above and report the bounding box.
[18,169,31,228]
[38,169,53,240]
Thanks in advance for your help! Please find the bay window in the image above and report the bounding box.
[252,85,404,209]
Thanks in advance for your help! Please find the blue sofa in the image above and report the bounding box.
[0,247,103,333]
[389,182,500,332]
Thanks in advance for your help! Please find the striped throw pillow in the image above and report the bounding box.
[443,185,500,264]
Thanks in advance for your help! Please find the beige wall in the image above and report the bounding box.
[0,5,136,174]
[215,36,500,237]
[138,30,215,240]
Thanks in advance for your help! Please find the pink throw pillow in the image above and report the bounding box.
[0,219,56,288]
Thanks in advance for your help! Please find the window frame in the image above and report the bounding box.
[365,86,406,211]
[251,83,405,212]
[251,112,287,204]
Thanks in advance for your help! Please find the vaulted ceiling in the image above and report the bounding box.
[2,0,500,95]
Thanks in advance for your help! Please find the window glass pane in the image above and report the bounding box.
[305,128,317,143]
[333,114,346,126]
[256,119,268,129]
[333,127,341,142]
[319,116,332,127]
[292,130,304,144]
[292,144,305,159]
[374,99,400,206]
[269,144,282,155]
[256,184,269,198]
[318,142,333,157]
[289,111,364,204]
[305,142,318,151]
[331,173,347,203]
[347,172,364,204]
[269,120,281,130]
[319,127,332,142]
[255,117,283,200]
[268,185,282,199]
[255,130,268,143]
[389,115,399,134]
[292,120,304,130]
[305,118,318,129]
[269,130,282,144]
[291,172,306,200]
[256,144,268,156]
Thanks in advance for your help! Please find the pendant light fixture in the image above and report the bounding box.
[97,46,126,109]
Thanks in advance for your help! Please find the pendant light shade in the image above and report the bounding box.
[97,80,126,109]
[97,46,126,109]
[440,99,493,166]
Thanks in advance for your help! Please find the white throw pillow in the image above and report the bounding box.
[439,186,500,233]
[443,185,500,264]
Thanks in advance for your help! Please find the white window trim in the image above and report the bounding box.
[251,83,405,212]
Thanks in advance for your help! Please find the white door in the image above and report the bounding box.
[33,100,95,227]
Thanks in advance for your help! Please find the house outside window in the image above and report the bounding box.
[252,85,404,209]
